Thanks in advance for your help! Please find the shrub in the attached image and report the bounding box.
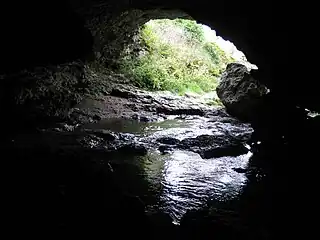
[119,19,235,95]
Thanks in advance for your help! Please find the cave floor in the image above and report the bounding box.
[1,83,273,239]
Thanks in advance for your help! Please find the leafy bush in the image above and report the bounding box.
[119,19,234,95]
[173,19,205,43]
[204,42,235,74]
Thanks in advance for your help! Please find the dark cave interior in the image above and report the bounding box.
[0,1,315,239]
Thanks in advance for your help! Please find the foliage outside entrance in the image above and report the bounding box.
[119,19,235,95]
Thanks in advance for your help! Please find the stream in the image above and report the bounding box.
[3,85,271,238]
[80,115,253,224]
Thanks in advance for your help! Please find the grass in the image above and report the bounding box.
[119,19,234,95]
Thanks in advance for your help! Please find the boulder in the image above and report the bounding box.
[156,137,181,145]
[178,134,249,159]
[82,128,117,141]
[216,63,268,121]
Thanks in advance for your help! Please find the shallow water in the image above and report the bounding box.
[84,116,253,224]
[144,150,251,224]
[83,115,250,139]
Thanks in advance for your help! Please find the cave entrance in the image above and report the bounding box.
[100,17,261,224]
[118,18,256,104]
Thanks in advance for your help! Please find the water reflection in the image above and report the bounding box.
[85,116,253,224]
[83,116,249,141]
[142,150,252,224]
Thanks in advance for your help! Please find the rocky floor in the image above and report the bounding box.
[66,83,220,124]
[30,83,253,160]
[2,83,273,239]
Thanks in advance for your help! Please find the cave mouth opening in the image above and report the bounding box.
[117,17,257,101]
[0,4,276,235]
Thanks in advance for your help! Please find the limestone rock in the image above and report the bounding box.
[178,134,249,159]
[216,63,268,121]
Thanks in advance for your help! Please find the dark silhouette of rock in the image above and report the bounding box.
[157,137,181,145]
[82,128,117,141]
[232,167,247,173]
[179,134,250,159]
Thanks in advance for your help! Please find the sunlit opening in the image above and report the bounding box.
[200,24,257,70]
[119,18,257,99]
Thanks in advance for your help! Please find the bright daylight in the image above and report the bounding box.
[120,19,256,99]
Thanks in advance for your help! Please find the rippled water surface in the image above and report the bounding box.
[144,150,251,224]
[85,116,252,224]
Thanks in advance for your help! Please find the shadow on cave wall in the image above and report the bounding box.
[0,1,94,74]
[0,1,95,135]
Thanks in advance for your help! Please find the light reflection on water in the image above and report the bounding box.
[85,117,253,224]
[143,150,252,224]
[83,116,227,139]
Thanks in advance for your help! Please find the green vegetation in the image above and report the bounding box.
[119,19,234,95]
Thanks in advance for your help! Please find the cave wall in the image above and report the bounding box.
[72,0,279,85]
[0,0,297,112]
[0,1,93,73]
[83,8,191,68]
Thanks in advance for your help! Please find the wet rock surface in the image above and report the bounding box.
[67,84,214,125]
[157,137,181,145]
[3,81,274,239]
[37,83,255,165]
[179,135,249,159]
[65,84,253,158]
